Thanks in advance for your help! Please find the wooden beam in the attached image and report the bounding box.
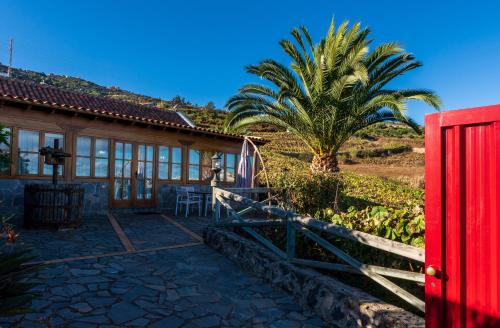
[299,226,425,313]
[214,188,424,262]
[293,216,424,263]
[216,194,287,259]
[289,258,425,283]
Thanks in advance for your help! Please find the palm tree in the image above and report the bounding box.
[225,19,441,174]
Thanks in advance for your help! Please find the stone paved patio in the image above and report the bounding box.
[0,213,326,327]
[12,215,124,261]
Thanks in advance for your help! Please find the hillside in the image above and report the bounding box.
[0,64,424,185]
[0,64,226,130]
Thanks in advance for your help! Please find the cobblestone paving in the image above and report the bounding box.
[170,215,212,237]
[13,215,124,261]
[114,213,198,250]
[0,245,326,328]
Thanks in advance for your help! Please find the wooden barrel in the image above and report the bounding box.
[24,184,84,229]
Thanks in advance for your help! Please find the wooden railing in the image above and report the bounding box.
[212,186,426,313]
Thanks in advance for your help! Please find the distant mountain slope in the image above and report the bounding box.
[0,63,227,130]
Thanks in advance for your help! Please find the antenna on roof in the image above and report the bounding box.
[7,38,13,77]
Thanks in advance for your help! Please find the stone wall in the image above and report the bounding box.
[0,178,212,218]
[0,179,109,219]
[203,227,425,328]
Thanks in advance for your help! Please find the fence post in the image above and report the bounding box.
[286,216,296,259]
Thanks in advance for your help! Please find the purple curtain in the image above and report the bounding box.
[236,139,253,188]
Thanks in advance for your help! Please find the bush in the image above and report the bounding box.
[325,206,425,247]
[272,170,342,216]
[0,247,42,316]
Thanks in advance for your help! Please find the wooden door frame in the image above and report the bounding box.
[110,140,157,209]
[132,143,156,208]
[425,112,444,327]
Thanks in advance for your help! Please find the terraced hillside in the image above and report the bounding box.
[0,64,424,184]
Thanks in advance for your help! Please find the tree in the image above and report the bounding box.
[225,19,440,174]
[205,101,216,110]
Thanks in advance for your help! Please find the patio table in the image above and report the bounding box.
[189,191,212,216]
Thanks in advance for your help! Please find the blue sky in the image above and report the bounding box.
[1,0,500,124]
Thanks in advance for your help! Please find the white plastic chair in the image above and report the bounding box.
[175,186,202,218]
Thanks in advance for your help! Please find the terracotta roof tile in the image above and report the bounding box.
[0,76,187,125]
[0,76,265,144]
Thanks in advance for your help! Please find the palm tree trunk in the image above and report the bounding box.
[310,153,339,174]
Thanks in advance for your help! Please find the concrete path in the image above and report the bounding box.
[0,213,326,327]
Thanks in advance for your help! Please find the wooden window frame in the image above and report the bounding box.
[157,145,182,182]
[187,148,239,184]
[74,136,110,179]
[15,129,65,177]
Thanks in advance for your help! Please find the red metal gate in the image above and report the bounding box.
[425,105,500,327]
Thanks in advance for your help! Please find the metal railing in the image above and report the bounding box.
[212,186,425,313]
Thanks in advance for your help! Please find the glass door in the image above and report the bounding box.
[113,142,133,207]
[135,144,155,206]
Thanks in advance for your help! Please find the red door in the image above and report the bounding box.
[425,105,500,327]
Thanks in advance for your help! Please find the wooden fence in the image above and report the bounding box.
[212,186,426,313]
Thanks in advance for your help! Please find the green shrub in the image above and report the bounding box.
[0,247,42,316]
[272,170,342,216]
[325,206,425,247]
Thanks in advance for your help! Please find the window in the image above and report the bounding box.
[43,133,64,176]
[0,127,11,175]
[158,146,182,180]
[188,149,241,183]
[188,149,200,181]
[75,136,109,178]
[18,130,39,175]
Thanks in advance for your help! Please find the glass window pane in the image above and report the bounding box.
[172,147,182,163]
[158,162,169,180]
[145,179,153,200]
[125,143,132,160]
[189,165,200,181]
[189,149,199,165]
[115,142,123,159]
[18,153,38,175]
[202,165,212,181]
[95,158,108,177]
[115,159,123,177]
[226,153,236,169]
[138,145,145,161]
[45,133,64,148]
[227,168,235,183]
[76,157,91,176]
[171,163,181,180]
[95,139,109,158]
[123,178,131,200]
[201,151,214,166]
[76,137,91,156]
[159,146,169,162]
[137,161,145,179]
[123,160,132,178]
[114,179,123,200]
[19,130,39,152]
[146,162,153,179]
[0,128,11,175]
[146,145,154,162]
